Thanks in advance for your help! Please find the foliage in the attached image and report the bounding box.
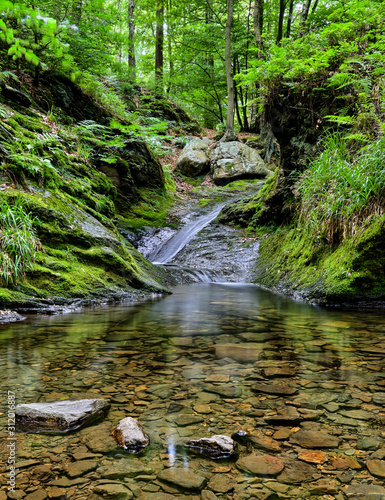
[298,133,385,243]
[0,0,73,77]
[0,197,41,284]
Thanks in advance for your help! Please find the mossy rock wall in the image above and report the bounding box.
[0,75,174,313]
[255,216,385,306]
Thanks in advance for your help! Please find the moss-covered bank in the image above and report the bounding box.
[206,38,385,308]
[0,74,198,315]
[255,218,385,307]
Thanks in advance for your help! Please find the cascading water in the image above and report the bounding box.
[137,200,259,284]
[148,204,226,265]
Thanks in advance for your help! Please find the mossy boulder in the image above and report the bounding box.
[175,137,211,177]
[92,138,164,213]
[210,142,273,186]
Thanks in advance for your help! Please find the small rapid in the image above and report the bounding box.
[137,199,259,284]
[148,203,226,265]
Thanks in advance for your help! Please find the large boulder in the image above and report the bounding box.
[16,399,110,433]
[93,138,164,211]
[175,137,211,177]
[210,141,273,185]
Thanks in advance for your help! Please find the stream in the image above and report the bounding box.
[1,201,385,499]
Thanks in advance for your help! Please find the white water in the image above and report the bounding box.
[148,204,226,265]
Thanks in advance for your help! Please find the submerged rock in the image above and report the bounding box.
[158,468,207,490]
[210,141,273,185]
[16,399,110,433]
[215,343,262,363]
[236,454,285,476]
[175,137,211,177]
[185,435,237,459]
[111,417,150,453]
[289,429,340,449]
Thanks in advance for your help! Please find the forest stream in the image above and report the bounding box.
[2,201,385,500]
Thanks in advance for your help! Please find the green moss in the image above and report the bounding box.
[119,188,174,230]
[256,213,385,304]
[218,170,279,228]
[11,113,50,133]
[198,198,216,207]
[223,179,265,190]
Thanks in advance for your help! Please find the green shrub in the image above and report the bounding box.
[0,197,42,284]
[298,133,385,243]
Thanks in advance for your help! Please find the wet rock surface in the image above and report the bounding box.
[111,417,150,453]
[15,399,110,433]
[185,435,237,459]
[0,310,26,323]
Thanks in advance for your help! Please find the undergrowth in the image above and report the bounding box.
[0,197,42,285]
[299,133,385,243]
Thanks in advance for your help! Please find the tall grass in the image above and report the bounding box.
[298,133,385,243]
[0,198,42,285]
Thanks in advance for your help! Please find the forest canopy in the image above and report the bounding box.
[0,0,384,136]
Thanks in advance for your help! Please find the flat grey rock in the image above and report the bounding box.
[16,399,110,433]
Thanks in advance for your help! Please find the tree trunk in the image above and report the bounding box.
[203,0,215,128]
[155,0,164,93]
[128,0,136,81]
[253,0,263,57]
[220,0,237,142]
[301,0,312,22]
[285,0,294,38]
[311,0,319,15]
[234,57,244,131]
[299,0,312,36]
[276,0,285,45]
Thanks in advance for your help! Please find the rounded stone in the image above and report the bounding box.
[236,455,284,476]
[157,468,207,490]
[111,417,150,453]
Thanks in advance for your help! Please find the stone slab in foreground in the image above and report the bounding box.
[16,399,110,433]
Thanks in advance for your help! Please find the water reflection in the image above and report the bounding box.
[2,283,385,496]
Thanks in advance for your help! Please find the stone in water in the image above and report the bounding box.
[185,435,237,459]
[111,417,150,453]
[15,399,110,433]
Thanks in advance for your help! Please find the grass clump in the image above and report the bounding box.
[0,197,42,284]
[298,133,385,244]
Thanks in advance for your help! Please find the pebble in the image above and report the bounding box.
[236,455,285,476]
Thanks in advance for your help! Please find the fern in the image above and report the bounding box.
[0,70,18,83]
[0,106,8,119]
[76,120,108,137]
[324,115,356,125]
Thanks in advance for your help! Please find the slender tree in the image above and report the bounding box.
[253,0,263,58]
[128,0,136,81]
[285,0,294,38]
[221,0,238,141]
[155,0,164,92]
[276,0,285,45]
